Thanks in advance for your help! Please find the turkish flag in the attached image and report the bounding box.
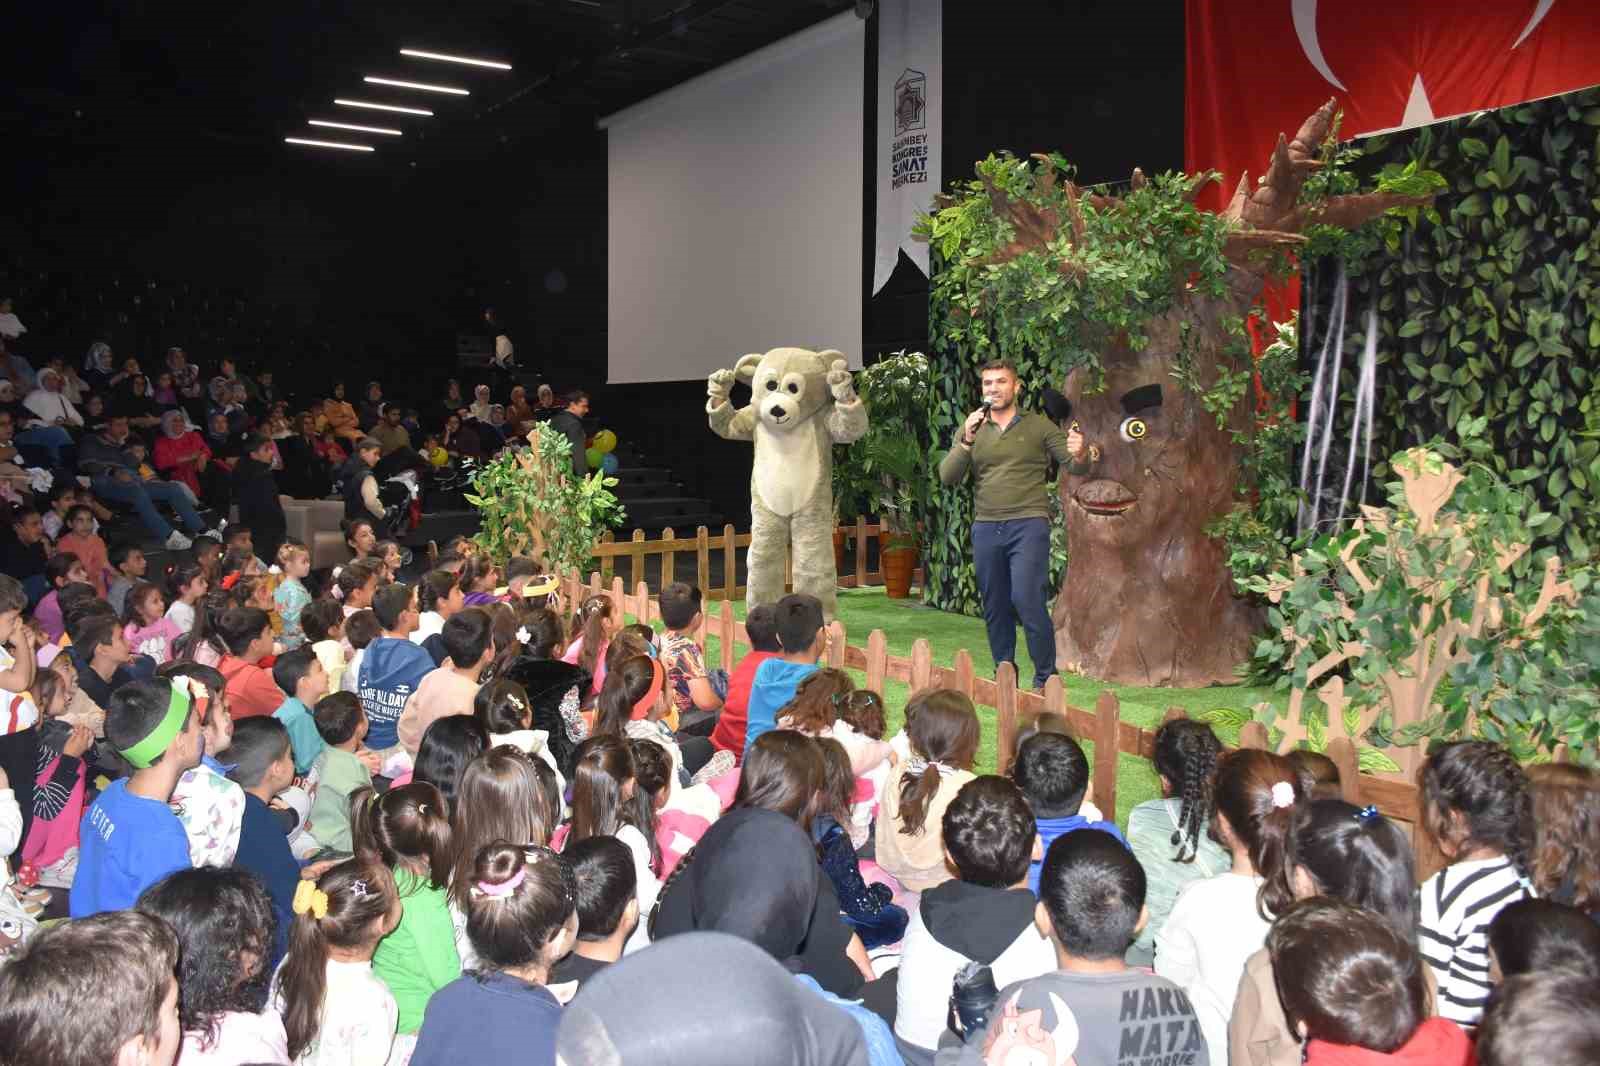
[1186,0,1600,211]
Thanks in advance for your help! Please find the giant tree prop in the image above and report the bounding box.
[922,101,1429,685]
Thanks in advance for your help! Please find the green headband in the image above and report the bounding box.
[118,682,190,770]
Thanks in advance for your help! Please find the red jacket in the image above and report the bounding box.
[710,650,779,758]
[1307,1019,1474,1066]
[153,431,212,496]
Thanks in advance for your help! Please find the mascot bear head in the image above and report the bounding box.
[731,347,844,432]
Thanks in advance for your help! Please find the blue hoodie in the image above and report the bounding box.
[743,659,820,755]
[357,637,435,750]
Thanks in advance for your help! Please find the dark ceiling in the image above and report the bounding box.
[9,0,857,161]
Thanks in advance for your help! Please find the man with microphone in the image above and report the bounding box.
[938,360,1088,691]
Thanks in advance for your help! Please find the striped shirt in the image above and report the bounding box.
[1418,856,1532,1026]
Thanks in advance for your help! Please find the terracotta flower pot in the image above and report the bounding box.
[881,543,918,599]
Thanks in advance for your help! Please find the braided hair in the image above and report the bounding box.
[1422,740,1535,881]
[1151,719,1224,862]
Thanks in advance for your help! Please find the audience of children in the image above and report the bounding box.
[5,454,1600,1066]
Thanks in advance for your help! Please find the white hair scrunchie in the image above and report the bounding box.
[1270,781,1296,809]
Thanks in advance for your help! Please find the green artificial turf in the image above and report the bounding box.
[635,586,1288,828]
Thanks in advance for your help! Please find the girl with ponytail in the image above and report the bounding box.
[1232,799,1422,1066]
[410,843,577,1066]
[1126,718,1230,965]
[351,781,460,1048]
[874,688,979,892]
[1154,748,1301,1063]
[276,859,401,1065]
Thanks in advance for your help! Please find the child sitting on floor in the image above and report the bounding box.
[1011,731,1126,895]
[276,858,402,1066]
[411,843,577,1066]
[943,830,1208,1065]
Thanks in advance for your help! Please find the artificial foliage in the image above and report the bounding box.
[465,425,625,574]
[1248,441,1598,768]
[1314,86,1600,569]
[919,102,1428,684]
[832,350,933,545]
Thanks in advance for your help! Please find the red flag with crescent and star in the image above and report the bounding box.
[1186,0,1600,210]
[1185,0,1600,371]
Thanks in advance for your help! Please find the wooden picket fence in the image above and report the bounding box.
[592,518,918,601]
[556,568,1454,877]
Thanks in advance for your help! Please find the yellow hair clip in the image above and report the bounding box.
[292,879,329,919]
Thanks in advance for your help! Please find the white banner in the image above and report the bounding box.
[872,0,941,295]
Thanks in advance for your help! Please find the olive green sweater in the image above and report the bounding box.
[937,411,1088,521]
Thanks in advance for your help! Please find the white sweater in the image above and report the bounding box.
[1155,871,1270,1064]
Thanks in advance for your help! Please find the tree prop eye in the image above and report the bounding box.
[1120,417,1148,442]
[1069,420,1080,434]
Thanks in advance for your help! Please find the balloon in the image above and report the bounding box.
[593,429,617,454]
[585,447,602,469]
[601,453,619,474]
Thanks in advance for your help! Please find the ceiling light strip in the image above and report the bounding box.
[309,119,403,136]
[334,98,434,116]
[285,137,375,152]
[399,48,512,70]
[364,76,469,96]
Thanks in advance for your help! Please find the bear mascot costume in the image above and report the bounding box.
[707,348,868,620]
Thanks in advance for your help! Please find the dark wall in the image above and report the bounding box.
[3,0,1185,528]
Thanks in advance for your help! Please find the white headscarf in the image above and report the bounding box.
[85,341,113,373]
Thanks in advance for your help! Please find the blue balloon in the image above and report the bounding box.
[601,453,619,474]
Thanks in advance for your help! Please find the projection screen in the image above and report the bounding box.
[601,13,864,384]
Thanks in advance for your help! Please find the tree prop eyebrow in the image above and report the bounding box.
[1120,384,1162,414]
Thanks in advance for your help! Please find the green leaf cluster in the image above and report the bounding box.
[1249,443,1599,762]
[464,427,626,574]
[1339,87,1600,571]
[832,350,934,541]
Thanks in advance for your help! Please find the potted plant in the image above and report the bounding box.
[851,351,932,597]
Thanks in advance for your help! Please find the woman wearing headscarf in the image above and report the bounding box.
[557,932,874,1066]
[23,367,84,439]
[153,409,226,506]
[650,804,870,998]
[469,384,495,424]
[82,341,116,394]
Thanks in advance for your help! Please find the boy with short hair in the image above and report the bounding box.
[504,555,540,599]
[215,606,281,719]
[220,717,299,962]
[1011,731,1127,895]
[0,910,182,1066]
[895,775,1056,1058]
[71,679,201,917]
[941,830,1210,1066]
[397,607,492,754]
[232,435,288,564]
[356,582,435,758]
[307,692,373,853]
[73,612,137,711]
[340,609,382,695]
[550,835,640,989]
[271,647,330,774]
[657,582,727,736]
[744,593,826,755]
[106,541,148,617]
[711,603,780,759]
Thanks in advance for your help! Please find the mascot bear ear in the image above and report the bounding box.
[734,353,764,384]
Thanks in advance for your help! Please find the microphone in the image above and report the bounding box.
[980,399,992,420]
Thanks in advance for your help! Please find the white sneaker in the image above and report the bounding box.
[165,530,194,551]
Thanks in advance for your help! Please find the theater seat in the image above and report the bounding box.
[280,496,350,571]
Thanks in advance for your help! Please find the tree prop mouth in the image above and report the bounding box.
[1073,480,1138,517]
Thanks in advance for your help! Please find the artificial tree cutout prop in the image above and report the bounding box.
[1253,449,1579,777]
[961,99,1430,685]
